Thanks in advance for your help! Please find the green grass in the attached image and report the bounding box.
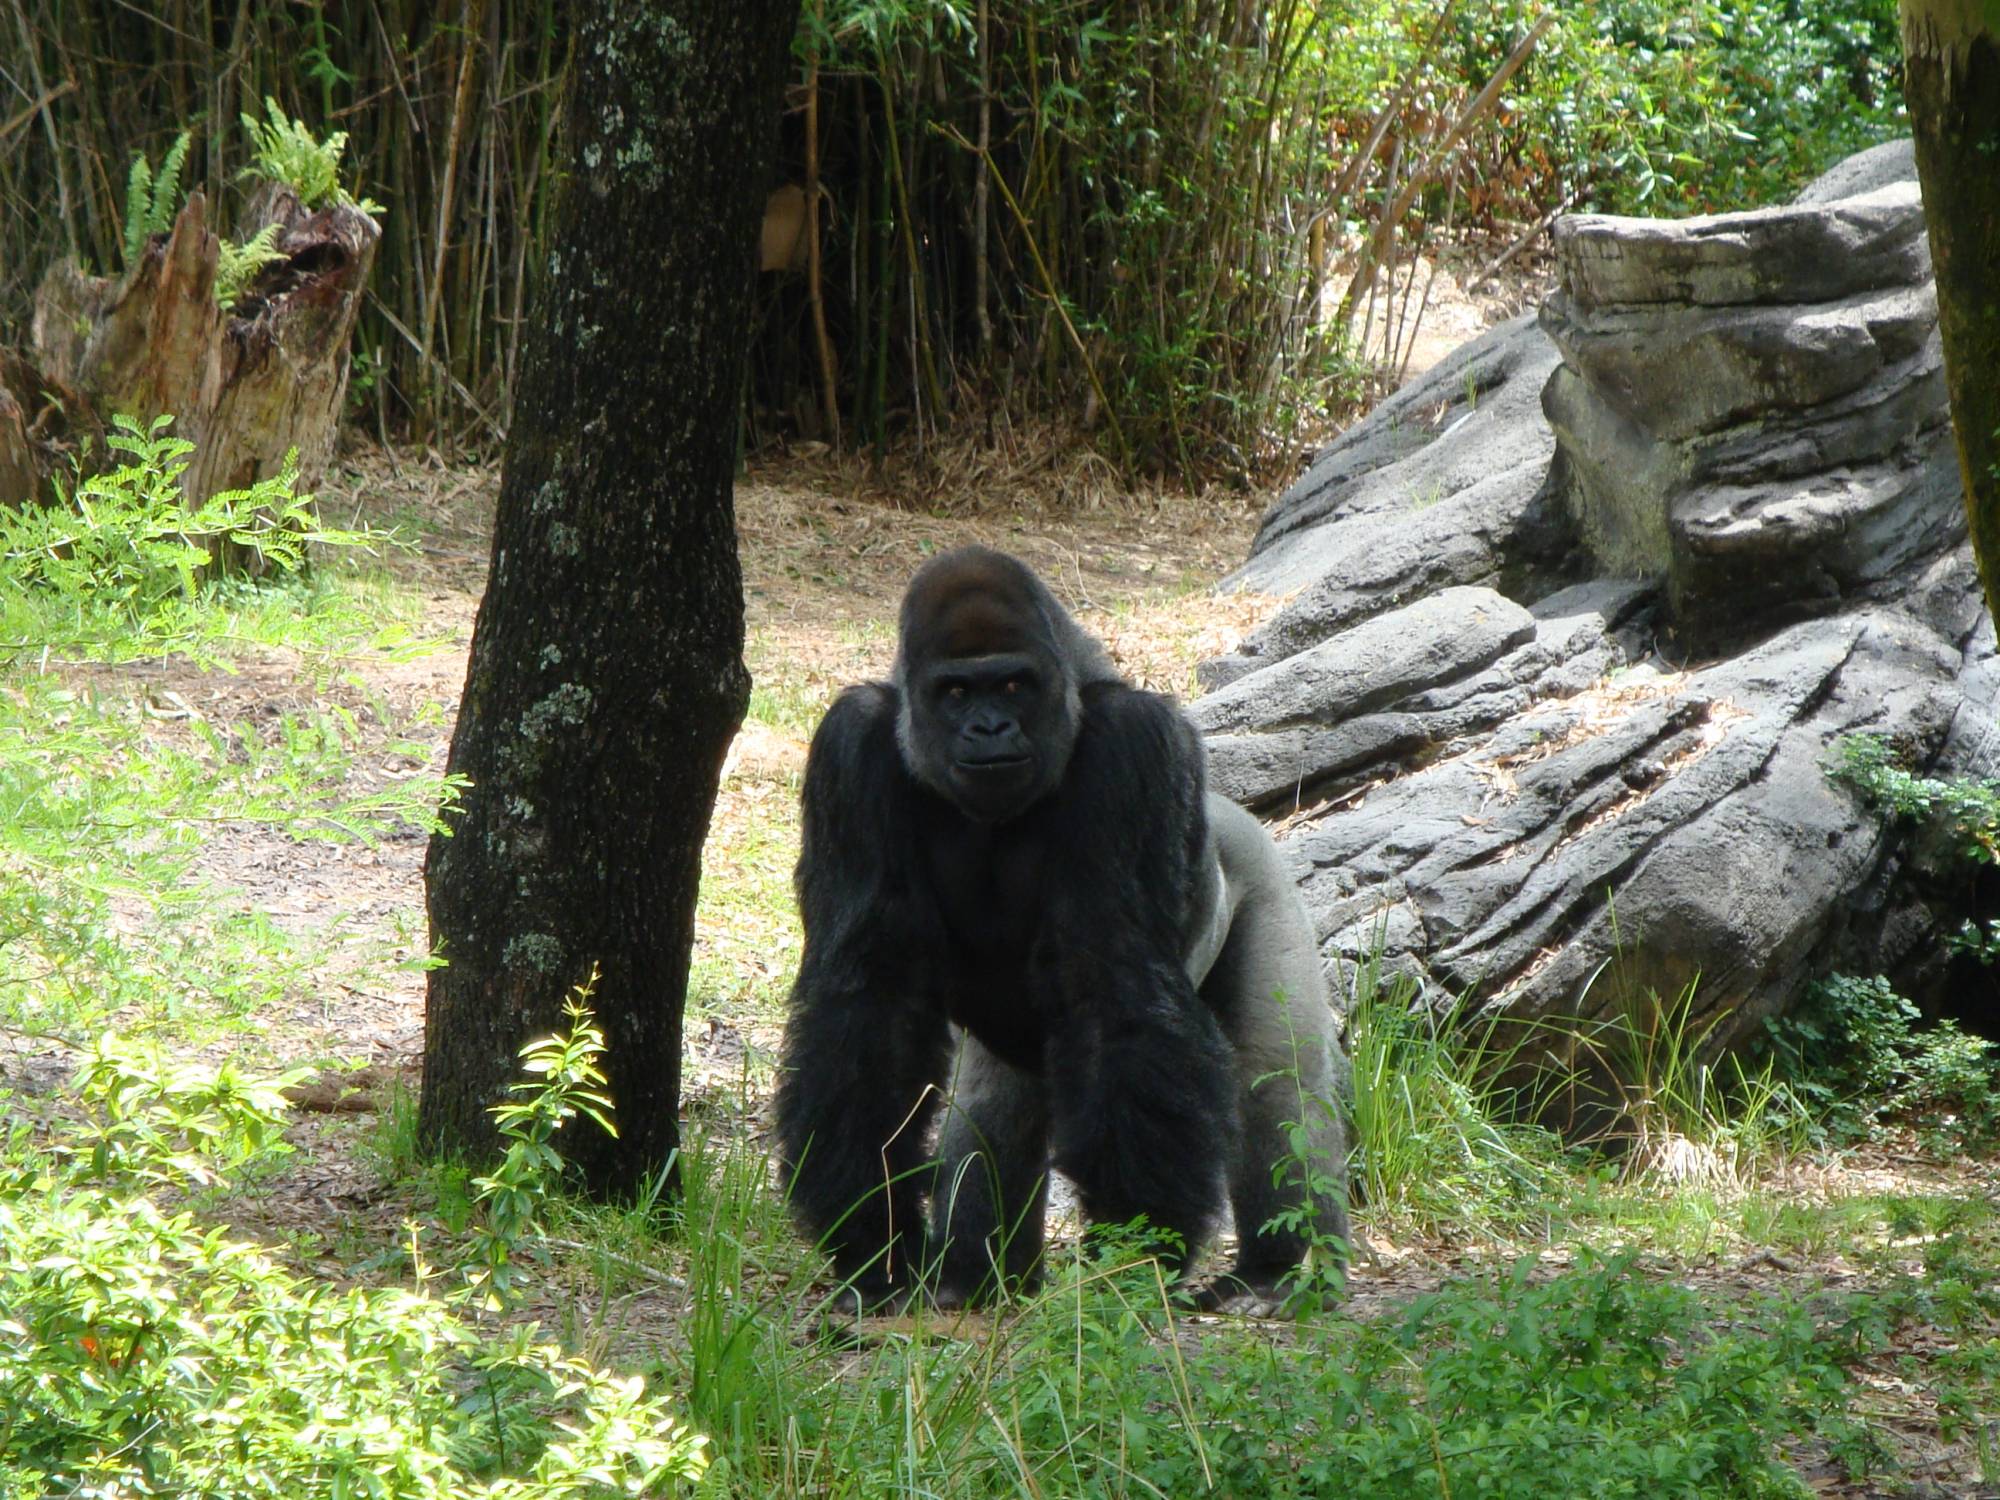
[1344,959,1574,1237]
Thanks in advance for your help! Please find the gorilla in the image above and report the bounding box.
[773,545,1351,1313]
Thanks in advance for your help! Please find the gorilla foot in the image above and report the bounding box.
[1183,1269,1325,1320]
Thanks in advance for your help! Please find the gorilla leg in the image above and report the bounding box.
[931,1036,1051,1304]
[773,990,955,1305]
[1199,799,1352,1307]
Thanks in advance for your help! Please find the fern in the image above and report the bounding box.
[149,132,192,235]
[119,130,193,268]
[215,225,286,308]
[238,98,381,216]
[121,156,151,267]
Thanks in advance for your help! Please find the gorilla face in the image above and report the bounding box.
[893,547,1087,824]
[907,650,1057,822]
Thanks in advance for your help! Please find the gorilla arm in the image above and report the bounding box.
[772,685,955,1299]
[1033,684,1242,1271]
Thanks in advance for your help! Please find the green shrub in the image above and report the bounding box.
[1768,974,2000,1145]
[1831,733,2000,866]
[1501,0,1903,213]
[0,414,383,612]
[0,1030,707,1498]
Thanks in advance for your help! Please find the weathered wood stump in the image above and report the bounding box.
[2,184,378,570]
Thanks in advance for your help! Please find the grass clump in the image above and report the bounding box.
[1597,979,1807,1191]
[1343,957,1570,1236]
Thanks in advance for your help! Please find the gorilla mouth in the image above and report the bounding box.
[956,754,1030,772]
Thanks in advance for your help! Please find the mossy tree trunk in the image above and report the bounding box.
[419,1,794,1190]
[1902,0,2000,624]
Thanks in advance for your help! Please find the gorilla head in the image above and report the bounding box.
[892,546,1115,824]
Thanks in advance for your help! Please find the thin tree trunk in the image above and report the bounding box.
[973,0,993,359]
[420,0,793,1191]
[1901,0,2000,626]
[418,0,489,443]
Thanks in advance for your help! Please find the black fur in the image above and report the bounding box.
[773,546,1350,1309]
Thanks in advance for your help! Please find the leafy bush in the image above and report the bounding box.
[1831,733,2000,867]
[0,415,382,612]
[0,1029,707,1498]
[1497,0,1903,213]
[1768,974,2000,1145]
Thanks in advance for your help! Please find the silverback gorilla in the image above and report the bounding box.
[773,546,1351,1313]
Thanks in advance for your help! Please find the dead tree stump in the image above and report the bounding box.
[2,185,378,571]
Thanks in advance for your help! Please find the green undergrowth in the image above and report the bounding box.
[0,416,429,668]
[0,417,459,1045]
[0,1012,708,1497]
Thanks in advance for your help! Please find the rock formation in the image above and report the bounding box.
[1200,139,1996,1065]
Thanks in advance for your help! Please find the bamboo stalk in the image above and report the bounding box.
[10,0,79,262]
[418,0,489,437]
[972,0,993,358]
[804,0,840,441]
[1337,13,1554,332]
[942,123,1133,476]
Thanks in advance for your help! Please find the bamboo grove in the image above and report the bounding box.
[0,0,1902,480]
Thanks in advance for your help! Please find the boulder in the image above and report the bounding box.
[1201,142,1998,1061]
[1539,170,1958,644]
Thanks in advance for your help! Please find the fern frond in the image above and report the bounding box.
[122,153,153,268]
[216,225,287,309]
[148,131,194,237]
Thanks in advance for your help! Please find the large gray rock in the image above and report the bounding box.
[1540,158,1960,645]
[1197,142,1998,1061]
[1206,314,1568,688]
[1550,182,1929,308]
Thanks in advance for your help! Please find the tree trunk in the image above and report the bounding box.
[1902,0,2000,624]
[5,185,378,577]
[419,0,794,1191]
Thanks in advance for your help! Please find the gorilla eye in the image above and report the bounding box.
[1003,678,1023,694]
[944,683,968,700]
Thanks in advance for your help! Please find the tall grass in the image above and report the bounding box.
[1341,954,1572,1235]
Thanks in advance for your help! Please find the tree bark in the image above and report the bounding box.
[1902,0,2000,624]
[420,0,793,1190]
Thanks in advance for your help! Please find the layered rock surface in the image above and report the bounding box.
[1202,140,1995,1053]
